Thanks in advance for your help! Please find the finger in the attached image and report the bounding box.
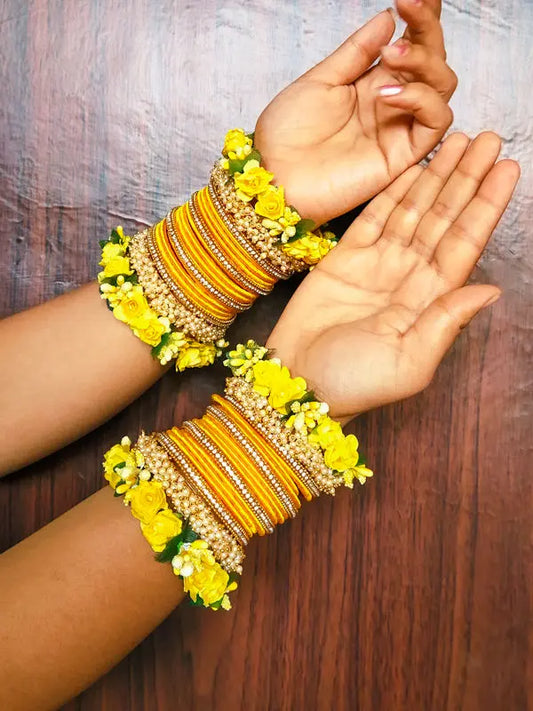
[341,165,424,248]
[380,39,457,99]
[404,284,501,388]
[377,82,453,158]
[308,9,395,85]
[397,0,446,58]
[382,132,470,245]
[412,131,503,259]
[432,159,521,284]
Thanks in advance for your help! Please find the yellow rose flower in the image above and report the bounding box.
[282,234,335,265]
[255,186,285,220]
[308,417,344,449]
[234,160,273,201]
[113,285,150,325]
[130,312,169,346]
[141,509,183,552]
[184,562,231,607]
[252,360,307,411]
[172,540,232,606]
[99,243,132,278]
[222,128,253,160]
[100,242,123,265]
[102,256,133,278]
[175,342,217,372]
[103,437,139,490]
[251,359,282,396]
[324,433,360,472]
[124,480,167,524]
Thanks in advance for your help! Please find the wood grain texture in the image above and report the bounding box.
[1,1,532,709]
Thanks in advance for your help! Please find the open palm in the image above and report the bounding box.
[255,1,456,225]
[267,132,520,421]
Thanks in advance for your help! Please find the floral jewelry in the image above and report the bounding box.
[103,342,372,611]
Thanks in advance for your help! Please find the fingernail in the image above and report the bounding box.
[378,84,404,96]
[381,42,409,58]
[408,0,423,5]
[483,292,502,308]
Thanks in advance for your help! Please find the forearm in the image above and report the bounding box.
[0,283,164,475]
[0,486,183,711]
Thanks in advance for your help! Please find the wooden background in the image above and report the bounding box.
[1,1,532,709]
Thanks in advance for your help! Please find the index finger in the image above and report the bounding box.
[397,0,446,58]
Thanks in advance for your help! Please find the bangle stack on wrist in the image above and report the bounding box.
[103,341,372,611]
[97,129,338,371]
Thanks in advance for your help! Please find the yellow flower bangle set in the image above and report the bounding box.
[98,129,338,371]
[104,341,373,611]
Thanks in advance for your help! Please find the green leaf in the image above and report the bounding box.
[99,239,108,249]
[115,461,126,470]
[246,131,255,142]
[296,218,316,235]
[228,572,240,586]
[248,148,261,163]
[228,157,247,175]
[151,329,171,359]
[155,534,184,563]
[189,594,206,608]
[109,228,121,244]
[299,390,317,404]
[357,452,367,466]
[182,522,199,544]
[113,486,124,497]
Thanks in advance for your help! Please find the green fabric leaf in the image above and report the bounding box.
[155,534,184,563]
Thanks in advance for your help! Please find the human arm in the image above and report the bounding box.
[0,0,454,476]
[0,134,519,711]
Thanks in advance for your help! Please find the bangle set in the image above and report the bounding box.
[97,129,339,371]
[104,342,373,611]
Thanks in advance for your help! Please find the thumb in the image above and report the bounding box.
[405,284,502,380]
[306,9,395,86]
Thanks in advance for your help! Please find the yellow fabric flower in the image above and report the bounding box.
[130,312,170,347]
[282,234,335,265]
[222,128,252,159]
[99,243,132,278]
[101,256,132,278]
[343,464,374,488]
[172,540,235,607]
[115,225,130,249]
[308,417,344,449]
[113,285,150,325]
[124,480,167,524]
[252,360,307,411]
[234,160,273,201]
[141,509,183,552]
[175,341,217,372]
[223,340,269,379]
[324,434,360,472]
[103,436,140,491]
[158,330,189,366]
[255,186,285,220]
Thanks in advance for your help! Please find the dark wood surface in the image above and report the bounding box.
[1,1,532,709]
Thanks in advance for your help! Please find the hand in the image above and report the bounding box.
[266,132,520,421]
[255,0,457,225]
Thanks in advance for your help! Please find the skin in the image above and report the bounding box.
[256,0,457,224]
[0,2,455,476]
[0,141,520,710]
